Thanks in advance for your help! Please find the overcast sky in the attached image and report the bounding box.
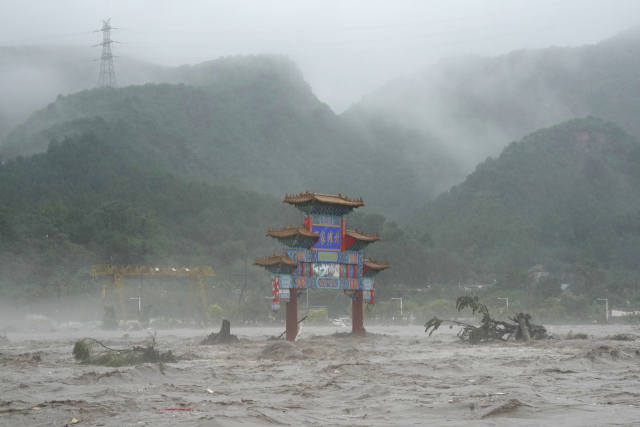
[1,0,639,112]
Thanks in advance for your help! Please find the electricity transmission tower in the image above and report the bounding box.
[94,19,118,88]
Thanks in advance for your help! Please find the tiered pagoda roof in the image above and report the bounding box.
[253,253,299,274]
[254,253,299,268]
[363,258,391,277]
[267,225,319,239]
[266,225,319,249]
[346,229,379,242]
[284,191,363,215]
[343,229,379,251]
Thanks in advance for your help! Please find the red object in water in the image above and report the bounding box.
[158,408,193,411]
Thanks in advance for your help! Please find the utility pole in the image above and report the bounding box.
[94,19,118,88]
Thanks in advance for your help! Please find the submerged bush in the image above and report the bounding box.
[72,333,175,367]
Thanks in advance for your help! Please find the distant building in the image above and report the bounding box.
[528,264,550,282]
[611,309,640,317]
[610,308,640,324]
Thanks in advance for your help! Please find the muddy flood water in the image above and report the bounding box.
[1,324,640,426]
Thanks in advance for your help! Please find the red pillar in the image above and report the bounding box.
[352,290,364,334]
[286,290,298,341]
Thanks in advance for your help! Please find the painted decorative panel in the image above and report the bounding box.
[317,278,340,288]
[312,263,340,277]
[284,276,365,290]
[271,276,280,303]
[286,249,361,264]
[363,290,374,303]
[281,275,292,289]
[312,216,341,226]
[317,251,339,262]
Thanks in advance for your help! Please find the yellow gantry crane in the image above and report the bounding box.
[90,265,216,323]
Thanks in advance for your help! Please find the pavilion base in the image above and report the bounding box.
[285,290,298,341]
[352,290,364,334]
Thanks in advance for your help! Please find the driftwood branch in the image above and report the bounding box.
[72,332,175,366]
[273,315,308,340]
[425,296,547,344]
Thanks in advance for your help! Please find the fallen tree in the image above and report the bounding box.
[72,332,175,366]
[424,296,547,344]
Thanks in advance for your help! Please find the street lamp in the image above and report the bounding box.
[598,298,609,322]
[391,298,403,316]
[498,298,509,311]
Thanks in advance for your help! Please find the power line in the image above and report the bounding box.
[95,19,117,88]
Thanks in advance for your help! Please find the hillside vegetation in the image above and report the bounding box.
[0,127,300,300]
[0,55,456,217]
[401,117,640,303]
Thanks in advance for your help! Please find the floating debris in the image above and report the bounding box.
[72,332,175,367]
[425,296,547,344]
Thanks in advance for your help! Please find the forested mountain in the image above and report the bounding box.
[0,55,456,217]
[345,27,640,189]
[0,127,301,299]
[404,117,640,302]
[8,27,640,213]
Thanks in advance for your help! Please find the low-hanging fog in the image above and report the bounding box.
[1,0,639,129]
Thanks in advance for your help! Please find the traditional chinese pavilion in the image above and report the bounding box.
[254,191,390,341]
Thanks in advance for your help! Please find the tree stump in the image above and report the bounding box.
[201,319,238,345]
[516,314,531,343]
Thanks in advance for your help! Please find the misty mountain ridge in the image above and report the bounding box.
[0,55,446,217]
[345,26,640,187]
[1,54,320,156]
[5,27,640,210]
[0,47,319,139]
[0,45,167,139]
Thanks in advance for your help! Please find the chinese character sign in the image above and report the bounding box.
[312,224,341,251]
